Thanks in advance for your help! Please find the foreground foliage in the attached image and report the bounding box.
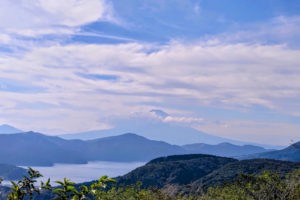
[202,169,300,200]
[0,168,299,200]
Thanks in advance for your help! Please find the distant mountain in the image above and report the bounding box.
[0,130,275,166]
[0,132,87,166]
[85,133,185,162]
[59,110,224,145]
[245,141,300,162]
[0,124,22,134]
[150,109,169,118]
[182,142,271,157]
[0,130,290,167]
[117,154,300,195]
[60,125,232,146]
[0,164,27,180]
[60,111,281,149]
[0,132,186,166]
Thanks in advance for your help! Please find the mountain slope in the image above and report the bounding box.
[59,110,232,145]
[0,124,22,134]
[0,130,294,167]
[182,142,270,157]
[117,154,300,196]
[85,133,185,162]
[245,141,300,162]
[60,124,231,145]
[0,132,186,166]
[191,159,300,193]
[0,132,87,166]
[0,164,27,180]
[117,154,237,188]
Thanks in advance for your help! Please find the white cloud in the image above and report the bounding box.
[28,0,114,26]
[146,109,204,125]
[0,0,116,37]
[0,33,11,44]
[2,42,300,110]
[164,116,203,124]
[0,40,300,143]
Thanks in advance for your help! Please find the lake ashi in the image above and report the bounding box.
[16,161,145,185]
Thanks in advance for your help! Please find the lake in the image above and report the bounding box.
[7,161,145,186]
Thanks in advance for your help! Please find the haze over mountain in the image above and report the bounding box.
[61,125,230,146]
[182,143,271,157]
[61,110,280,149]
[0,124,22,134]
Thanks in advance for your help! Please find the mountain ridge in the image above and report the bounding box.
[0,132,185,166]
[116,154,300,196]
[58,110,284,149]
[0,164,27,180]
[0,131,296,167]
[60,128,282,149]
[182,142,271,157]
[244,141,300,162]
[0,124,22,134]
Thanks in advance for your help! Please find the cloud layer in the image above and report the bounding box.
[0,0,300,145]
[1,41,300,136]
[0,0,115,39]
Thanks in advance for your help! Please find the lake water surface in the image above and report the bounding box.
[18,161,145,185]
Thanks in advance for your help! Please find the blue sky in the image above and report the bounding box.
[0,0,300,145]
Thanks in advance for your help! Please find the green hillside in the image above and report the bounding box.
[117,154,300,196]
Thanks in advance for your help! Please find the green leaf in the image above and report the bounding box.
[55,180,64,186]
[53,188,64,194]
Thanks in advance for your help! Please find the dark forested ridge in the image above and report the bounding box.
[189,158,300,194]
[117,154,300,195]
[117,154,236,188]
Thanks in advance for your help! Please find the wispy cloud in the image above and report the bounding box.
[0,0,117,45]
[1,41,300,135]
[1,0,115,28]
[206,15,300,47]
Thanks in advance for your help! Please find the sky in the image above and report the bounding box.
[0,0,300,145]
